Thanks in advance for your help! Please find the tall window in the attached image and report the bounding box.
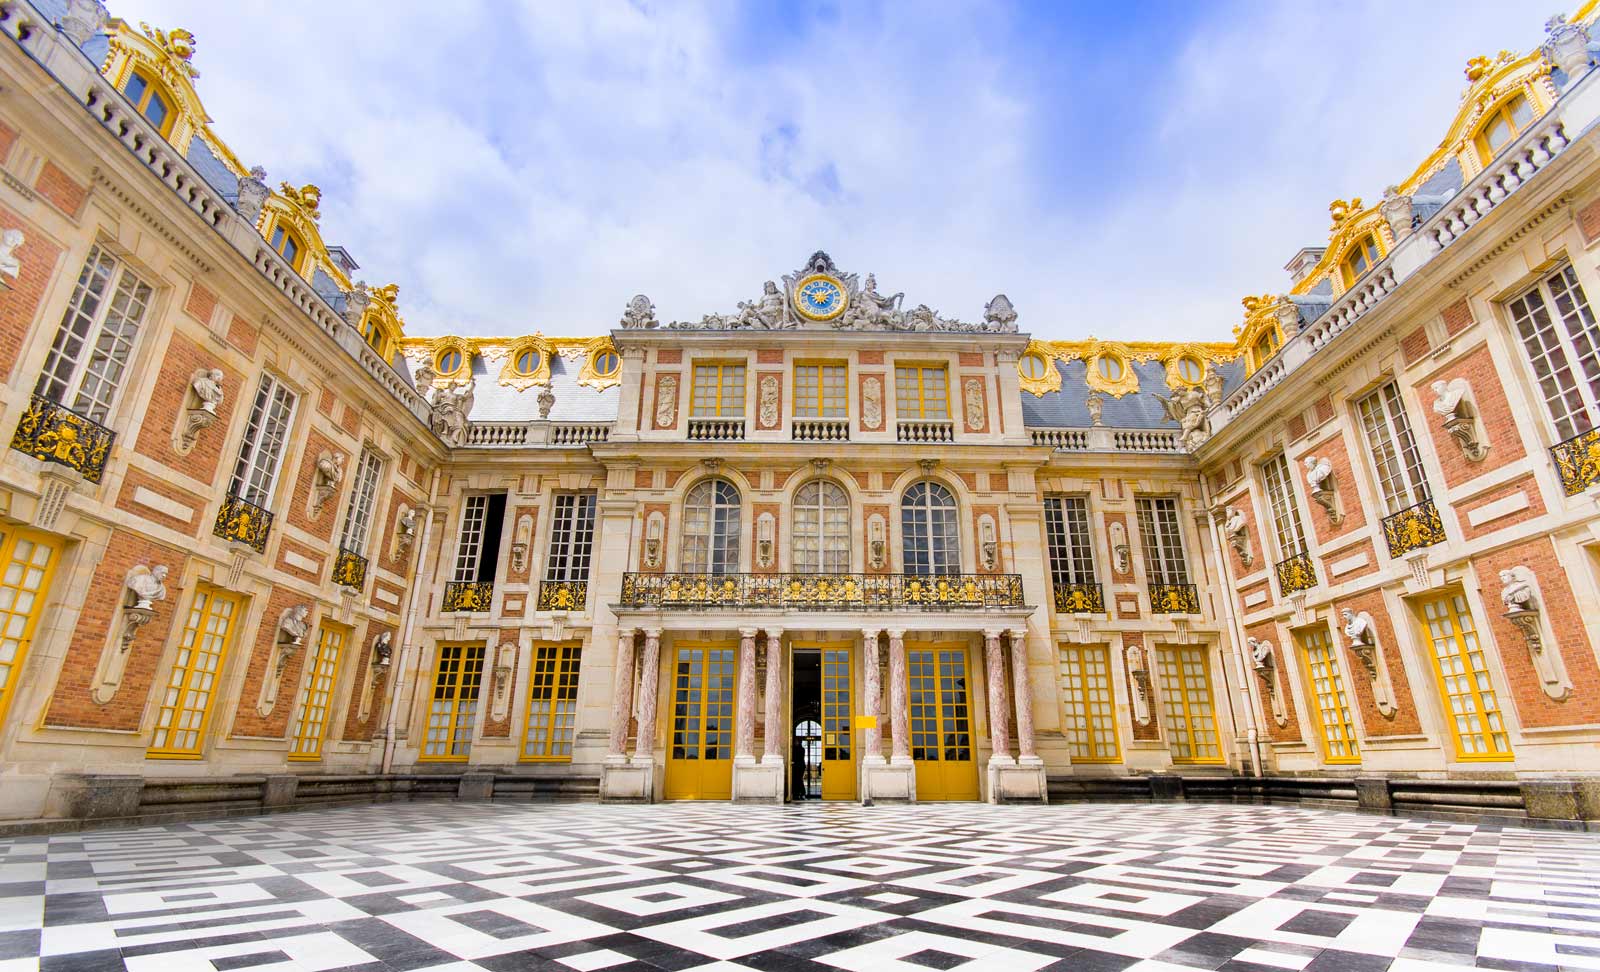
[794,363,847,417]
[122,70,173,135]
[288,624,345,760]
[681,479,741,573]
[1356,383,1430,514]
[691,363,746,417]
[1044,495,1097,588]
[1507,264,1600,440]
[0,527,57,732]
[1418,593,1512,761]
[544,492,597,583]
[1058,645,1119,762]
[1339,234,1381,289]
[1155,646,1222,763]
[521,643,581,761]
[228,374,297,508]
[1298,626,1359,764]
[422,643,484,760]
[901,481,959,575]
[337,449,384,556]
[895,365,949,419]
[35,245,154,423]
[1474,94,1534,164]
[1135,497,1189,585]
[1260,454,1307,559]
[147,586,239,758]
[792,480,849,573]
[453,494,507,583]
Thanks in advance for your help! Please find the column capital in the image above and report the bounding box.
[738,626,760,639]
[982,628,1005,641]
[764,628,784,641]
[886,628,906,640]
[860,627,881,641]
[617,628,637,640]
[642,627,663,640]
[1008,628,1028,643]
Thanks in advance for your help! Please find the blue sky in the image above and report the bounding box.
[125,0,1546,340]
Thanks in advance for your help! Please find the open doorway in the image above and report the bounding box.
[789,644,855,801]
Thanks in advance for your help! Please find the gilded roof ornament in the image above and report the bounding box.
[138,23,197,77]
[1328,198,1362,231]
[279,183,322,222]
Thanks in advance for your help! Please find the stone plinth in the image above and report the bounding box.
[1521,780,1581,821]
[732,756,783,803]
[600,756,653,803]
[263,774,299,809]
[862,757,914,803]
[43,774,143,820]
[458,773,496,801]
[989,757,1046,804]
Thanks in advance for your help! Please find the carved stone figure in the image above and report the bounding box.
[1341,607,1374,649]
[964,377,986,431]
[309,450,345,518]
[1224,506,1253,568]
[862,375,883,429]
[1499,565,1569,699]
[412,361,437,400]
[537,384,555,420]
[1303,455,1343,525]
[1380,185,1415,241]
[1125,646,1153,725]
[1500,567,1537,615]
[430,380,475,447]
[371,630,393,667]
[179,368,225,452]
[122,564,168,648]
[511,514,533,573]
[983,294,1019,332]
[276,605,310,674]
[850,273,904,329]
[1109,522,1131,574]
[1203,368,1225,409]
[655,374,678,428]
[736,281,789,329]
[395,506,418,557]
[753,374,777,429]
[1158,384,1209,450]
[620,294,658,329]
[59,0,109,46]
[342,282,371,330]
[1085,391,1104,427]
[1248,636,1274,674]
[1247,636,1287,725]
[235,166,270,226]
[1543,13,1595,81]
[1431,378,1487,461]
[0,228,24,284]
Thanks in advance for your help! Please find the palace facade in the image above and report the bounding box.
[2,0,1600,827]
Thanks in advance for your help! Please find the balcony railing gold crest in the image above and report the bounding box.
[537,579,588,611]
[1551,426,1600,496]
[619,572,1026,610]
[442,580,494,613]
[9,395,115,484]
[1150,582,1200,615]
[214,493,274,553]
[1052,582,1104,614]
[1381,498,1446,558]
[331,548,368,589]
[1275,551,1317,595]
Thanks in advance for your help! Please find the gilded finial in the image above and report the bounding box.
[1240,294,1277,316]
[1328,198,1361,230]
[1465,55,1492,81]
[139,23,198,78]
[373,283,399,306]
[279,183,322,221]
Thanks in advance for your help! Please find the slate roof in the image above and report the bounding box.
[408,352,620,425]
[1019,357,1245,430]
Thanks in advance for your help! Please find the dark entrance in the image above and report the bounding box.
[790,650,822,799]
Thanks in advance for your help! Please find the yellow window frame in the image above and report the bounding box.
[288,623,347,760]
[147,585,241,759]
[1058,644,1121,763]
[421,642,485,762]
[0,526,59,734]
[520,642,582,762]
[1415,592,1514,762]
[1473,94,1531,166]
[124,68,176,137]
[1338,234,1381,290]
[361,316,393,360]
[691,361,747,417]
[1296,626,1360,765]
[1154,645,1225,764]
[793,360,848,418]
[894,363,950,420]
[268,220,307,273]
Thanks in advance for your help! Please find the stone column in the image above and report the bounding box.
[1009,628,1036,760]
[861,628,882,761]
[608,629,637,758]
[984,629,1011,762]
[887,628,910,762]
[736,627,759,761]
[762,628,784,763]
[632,628,662,762]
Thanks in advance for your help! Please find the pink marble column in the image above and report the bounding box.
[887,628,909,761]
[736,627,759,760]
[984,629,1011,761]
[608,629,636,757]
[762,628,784,762]
[632,628,662,761]
[860,628,882,760]
[1009,628,1036,760]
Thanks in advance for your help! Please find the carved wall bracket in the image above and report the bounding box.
[1302,456,1344,526]
[1248,637,1289,728]
[91,564,169,704]
[1500,565,1571,701]
[1340,608,1398,718]
[1126,645,1153,726]
[1431,378,1488,462]
[258,604,310,717]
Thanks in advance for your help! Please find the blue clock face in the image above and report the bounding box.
[795,275,846,320]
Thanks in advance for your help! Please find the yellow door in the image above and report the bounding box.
[820,647,856,800]
[908,644,979,801]
[664,643,736,799]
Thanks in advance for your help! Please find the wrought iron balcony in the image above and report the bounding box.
[619,572,1026,611]
[1052,581,1104,614]
[1381,498,1446,558]
[214,492,274,553]
[1275,551,1317,594]
[537,579,588,611]
[332,547,368,589]
[9,394,115,484]
[442,580,494,613]
[1550,426,1600,496]
[1150,582,1200,615]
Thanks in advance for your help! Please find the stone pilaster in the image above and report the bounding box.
[608,629,636,757]
[632,629,661,762]
[860,628,882,761]
[1009,629,1036,760]
[983,629,1012,764]
[736,627,759,760]
[862,627,914,803]
[763,629,784,762]
[602,627,652,802]
[732,627,783,802]
[887,629,909,762]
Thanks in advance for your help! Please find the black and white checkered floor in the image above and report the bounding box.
[2,801,1598,972]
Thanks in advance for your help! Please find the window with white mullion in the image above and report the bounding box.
[34,245,154,423]
[453,495,489,582]
[1135,497,1189,585]
[544,492,597,582]
[792,480,849,573]
[1356,383,1430,514]
[1507,264,1600,440]
[1260,454,1307,558]
[228,375,297,509]
[337,449,384,555]
[1044,496,1096,586]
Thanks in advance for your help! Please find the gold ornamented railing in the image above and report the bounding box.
[1275,551,1317,594]
[1150,582,1200,614]
[442,580,494,613]
[1052,581,1104,614]
[332,548,367,589]
[1550,426,1600,496]
[619,572,1026,610]
[537,579,588,611]
[9,394,115,484]
[1381,498,1446,558]
[214,492,274,553]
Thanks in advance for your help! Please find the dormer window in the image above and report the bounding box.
[269,223,303,270]
[1474,94,1534,165]
[514,348,542,376]
[1251,328,1280,372]
[1339,234,1380,290]
[360,316,391,358]
[591,349,620,379]
[1174,356,1203,385]
[1095,354,1124,383]
[435,348,465,378]
[123,69,174,136]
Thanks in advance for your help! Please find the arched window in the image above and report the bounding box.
[269,223,304,271]
[1474,94,1534,165]
[793,480,849,573]
[682,479,741,574]
[1339,234,1380,289]
[123,69,174,136]
[901,481,959,575]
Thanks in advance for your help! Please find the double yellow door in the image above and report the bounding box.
[908,644,979,801]
[664,644,736,799]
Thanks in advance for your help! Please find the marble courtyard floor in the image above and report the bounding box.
[2,801,1598,972]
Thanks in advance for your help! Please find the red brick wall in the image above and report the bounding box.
[0,119,17,161]
[226,314,257,355]
[1222,493,1265,578]
[230,589,315,738]
[34,162,86,216]
[1401,326,1431,365]
[376,488,420,576]
[339,623,394,741]
[369,577,405,613]
[756,348,783,365]
[275,536,324,584]
[1103,512,1133,584]
[1415,344,1525,488]
[43,532,188,730]
[1579,196,1600,242]
[1441,298,1474,337]
[1246,623,1302,743]
[0,205,63,385]
[1457,473,1545,543]
[285,431,346,541]
[504,505,538,585]
[656,348,681,364]
[132,332,237,481]
[1320,536,1378,584]
[183,281,217,324]
[859,350,884,365]
[114,467,206,537]
[1330,590,1422,737]
[958,352,984,367]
